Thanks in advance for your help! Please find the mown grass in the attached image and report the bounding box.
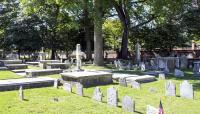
[0,71,23,80]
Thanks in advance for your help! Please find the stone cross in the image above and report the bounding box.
[107,87,118,107]
[54,79,58,88]
[76,83,83,96]
[119,78,127,87]
[180,80,194,99]
[122,96,135,113]
[146,105,158,114]
[76,44,82,71]
[131,81,141,89]
[92,87,102,102]
[165,81,176,97]
[63,83,72,93]
[159,73,165,80]
[19,85,24,101]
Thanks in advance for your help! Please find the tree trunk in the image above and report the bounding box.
[93,0,104,66]
[51,49,56,60]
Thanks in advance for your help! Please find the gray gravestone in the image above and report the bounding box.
[19,85,24,101]
[76,44,82,71]
[131,81,141,89]
[119,78,127,87]
[141,62,145,71]
[146,105,158,114]
[63,83,72,93]
[0,61,5,67]
[54,79,58,88]
[76,83,83,96]
[180,80,194,99]
[135,42,141,64]
[159,73,165,80]
[122,96,135,113]
[174,69,184,77]
[92,87,102,102]
[165,81,176,96]
[107,87,118,107]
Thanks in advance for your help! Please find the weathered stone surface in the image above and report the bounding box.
[107,87,118,107]
[19,85,24,101]
[26,69,62,77]
[140,62,145,71]
[119,78,127,87]
[174,69,184,77]
[122,96,135,112]
[146,105,158,114]
[193,61,200,76]
[92,87,102,102]
[180,80,194,99]
[159,73,165,80]
[0,61,5,67]
[63,83,72,93]
[131,81,141,89]
[46,63,70,69]
[165,81,176,96]
[76,83,83,96]
[6,64,28,70]
[126,75,156,83]
[54,79,58,88]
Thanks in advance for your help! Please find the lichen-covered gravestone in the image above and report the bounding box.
[159,73,165,80]
[165,81,176,96]
[107,87,118,107]
[131,81,141,89]
[119,78,127,87]
[76,83,83,96]
[63,83,72,93]
[92,87,102,102]
[54,79,58,88]
[180,80,194,99]
[122,96,135,113]
[146,105,158,114]
[19,85,24,101]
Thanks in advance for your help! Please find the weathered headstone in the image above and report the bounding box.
[119,78,127,87]
[19,85,24,101]
[0,61,5,67]
[141,62,145,71]
[135,42,141,64]
[146,105,158,114]
[76,44,82,71]
[122,96,135,113]
[174,69,184,77]
[159,73,165,80]
[165,81,176,96]
[63,82,72,93]
[131,81,141,89]
[107,87,118,107]
[92,87,102,102]
[76,83,83,96]
[180,80,194,99]
[54,79,58,88]
[193,61,200,76]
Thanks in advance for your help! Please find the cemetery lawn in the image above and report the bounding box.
[0,71,23,80]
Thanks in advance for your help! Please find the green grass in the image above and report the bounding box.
[0,71,23,80]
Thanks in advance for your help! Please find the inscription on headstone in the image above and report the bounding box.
[122,96,135,113]
[119,78,127,87]
[180,80,194,99]
[131,81,141,89]
[107,87,118,107]
[19,85,24,101]
[165,81,176,96]
[63,83,72,93]
[76,83,83,96]
[92,87,102,102]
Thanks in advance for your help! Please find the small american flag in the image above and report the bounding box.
[158,100,164,114]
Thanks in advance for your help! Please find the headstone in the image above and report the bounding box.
[159,73,165,80]
[107,87,118,107]
[92,87,102,102]
[54,79,58,88]
[165,81,176,96]
[174,69,184,77]
[158,59,165,69]
[131,81,141,89]
[193,61,200,76]
[122,96,135,113]
[19,85,24,101]
[63,83,72,93]
[119,78,127,87]
[141,62,145,71]
[135,42,141,64]
[146,105,158,114]
[76,83,83,96]
[76,44,82,71]
[180,80,194,99]
[0,61,5,67]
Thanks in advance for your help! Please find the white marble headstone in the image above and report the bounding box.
[165,81,176,96]
[122,96,135,112]
[180,80,194,99]
[92,87,102,102]
[107,87,118,107]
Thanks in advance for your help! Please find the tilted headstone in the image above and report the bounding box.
[63,83,72,93]
[165,81,176,96]
[131,81,141,89]
[92,87,102,102]
[119,78,127,87]
[76,83,83,96]
[180,80,194,99]
[174,69,184,77]
[146,105,158,114]
[19,85,24,101]
[159,73,165,80]
[54,79,58,88]
[107,87,118,107]
[122,96,135,113]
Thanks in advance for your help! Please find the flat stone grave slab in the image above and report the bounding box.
[46,63,70,69]
[112,73,139,80]
[0,60,22,64]
[0,67,8,70]
[0,77,55,91]
[26,62,39,65]
[26,69,63,77]
[39,60,61,69]
[61,71,113,87]
[143,71,164,75]
[126,75,156,83]
[12,69,28,73]
[6,64,28,70]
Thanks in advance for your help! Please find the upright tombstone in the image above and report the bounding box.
[76,83,83,96]
[159,73,165,80]
[0,61,5,67]
[76,44,82,71]
[39,47,45,60]
[193,61,200,76]
[119,78,127,87]
[140,62,145,71]
[165,81,176,97]
[19,85,24,101]
[135,42,141,64]
[146,105,158,114]
[63,82,72,93]
[54,79,58,88]
[107,87,118,107]
[92,87,102,102]
[174,69,184,77]
[180,80,194,99]
[122,96,135,113]
[131,81,141,89]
